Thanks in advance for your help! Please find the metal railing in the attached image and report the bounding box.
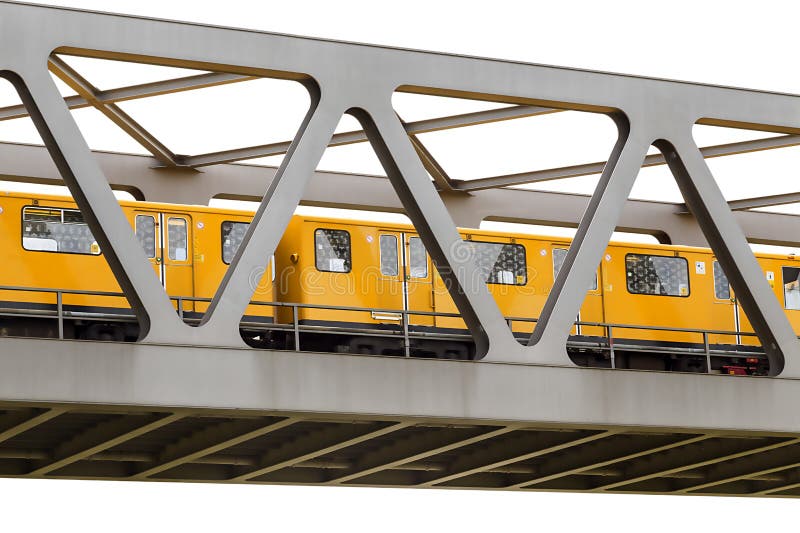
[0,284,766,372]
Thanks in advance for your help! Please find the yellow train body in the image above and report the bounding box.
[2,190,799,371]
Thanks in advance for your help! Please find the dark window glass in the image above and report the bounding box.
[783,266,800,310]
[553,247,597,291]
[379,235,398,276]
[22,206,100,255]
[464,240,526,285]
[135,215,156,259]
[315,229,351,273]
[713,260,731,300]
[625,254,690,297]
[221,221,249,264]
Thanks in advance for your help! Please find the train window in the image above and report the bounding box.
[221,221,249,264]
[713,261,731,300]
[379,235,398,276]
[408,237,427,278]
[167,218,188,261]
[315,229,351,273]
[22,206,100,255]
[462,240,527,285]
[625,254,690,297]
[135,215,156,259]
[783,266,800,310]
[553,248,597,290]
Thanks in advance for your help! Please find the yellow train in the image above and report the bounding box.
[2,190,800,375]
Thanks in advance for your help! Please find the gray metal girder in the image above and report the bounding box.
[0,337,798,496]
[0,1,798,372]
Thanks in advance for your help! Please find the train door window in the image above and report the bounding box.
[167,218,188,261]
[408,237,427,278]
[713,261,731,300]
[221,221,249,264]
[379,235,398,276]
[135,215,156,258]
[21,206,100,255]
[625,254,690,297]
[315,229,351,273]
[782,266,800,310]
[553,248,597,290]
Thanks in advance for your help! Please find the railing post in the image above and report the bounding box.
[292,304,300,351]
[177,296,184,321]
[607,325,615,369]
[402,311,411,358]
[56,290,64,340]
[703,331,711,374]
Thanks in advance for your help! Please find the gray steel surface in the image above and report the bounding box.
[1,2,800,496]
[0,337,797,496]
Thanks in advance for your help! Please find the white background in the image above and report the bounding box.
[1,0,800,530]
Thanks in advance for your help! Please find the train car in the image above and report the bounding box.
[2,190,799,375]
[0,191,272,341]
[272,213,797,373]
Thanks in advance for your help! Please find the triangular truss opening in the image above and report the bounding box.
[529,125,797,376]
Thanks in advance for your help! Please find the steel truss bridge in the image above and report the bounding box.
[2,1,800,496]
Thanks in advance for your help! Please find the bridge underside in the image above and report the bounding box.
[1,337,800,497]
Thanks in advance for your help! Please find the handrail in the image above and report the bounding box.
[0,283,770,373]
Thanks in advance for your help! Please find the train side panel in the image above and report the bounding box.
[0,195,128,313]
[601,245,735,345]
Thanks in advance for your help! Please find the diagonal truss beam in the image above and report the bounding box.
[230,421,412,482]
[592,437,799,492]
[0,70,256,121]
[47,55,180,167]
[660,137,800,375]
[510,433,713,489]
[0,408,64,444]
[28,412,184,476]
[525,119,650,363]
[130,417,299,480]
[325,425,519,485]
[416,430,617,487]
[671,439,800,494]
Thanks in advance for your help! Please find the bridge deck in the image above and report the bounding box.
[1,337,799,496]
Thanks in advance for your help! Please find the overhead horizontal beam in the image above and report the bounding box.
[457,133,800,192]
[725,192,800,212]
[5,141,800,248]
[177,104,557,167]
[0,70,257,121]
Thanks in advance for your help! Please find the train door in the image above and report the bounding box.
[373,231,434,326]
[709,260,739,345]
[404,234,434,326]
[133,210,194,312]
[372,232,405,324]
[552,245,603,336]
